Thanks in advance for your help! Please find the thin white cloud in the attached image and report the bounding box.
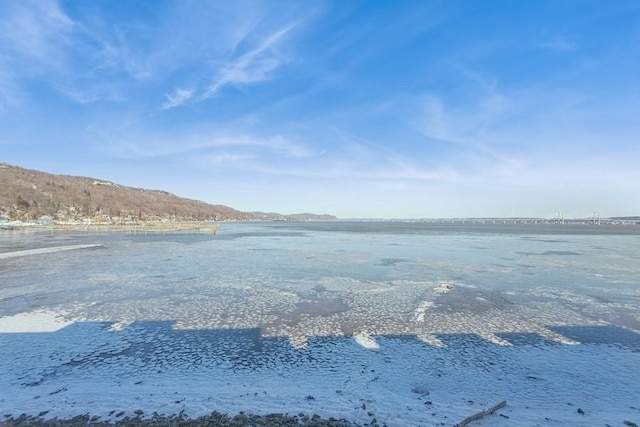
[158,16,300,110]
[203,153,257,164]
[0,0,132,105]
[1,1,307,109]
[0,0,76,103]
[111,26,154,81]
[199,129,464,183]
[0,0,74,66]
[52,84,101,105]
[219,141,464,184]
[534,34,576,52]
[414,92,515,165]
[415,64,512,154]
[0,65,20,108]
[96,124,319,163]
[265,134,318,159]
[162,87,195,110]
[200,24,295,100]
[411,69,640,196]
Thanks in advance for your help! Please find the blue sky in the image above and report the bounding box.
[1,0,639,218]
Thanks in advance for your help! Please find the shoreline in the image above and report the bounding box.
[0,221,221,234]
[1,411,363,427]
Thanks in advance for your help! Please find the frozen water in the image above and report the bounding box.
[1,222,639,426]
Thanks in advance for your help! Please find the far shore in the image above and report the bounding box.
[0,221,221,234]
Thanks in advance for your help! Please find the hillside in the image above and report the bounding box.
[0,163,256,222]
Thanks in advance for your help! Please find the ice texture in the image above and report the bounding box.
[1,222,639,426]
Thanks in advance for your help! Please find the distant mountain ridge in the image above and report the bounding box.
[0,163,336,222]
[249,212,338,221]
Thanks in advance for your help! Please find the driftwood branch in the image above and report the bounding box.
[455,400,507,427]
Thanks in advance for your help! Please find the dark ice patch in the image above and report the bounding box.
[519,237,571,243]
[548,325,640,351]
[541,250,580,256]
[295,298,350,316]
[379,258,409,266]
[516,250,580,256]
[433,287,511,314]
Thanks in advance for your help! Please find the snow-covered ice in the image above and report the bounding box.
[1,222,639,426]
[0,309,73,333]
[0,244,103,260]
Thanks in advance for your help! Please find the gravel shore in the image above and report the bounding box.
[1,412,368,427]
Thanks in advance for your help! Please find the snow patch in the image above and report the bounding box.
[478,332,512,346]
[0,244,103,259]
[416,333,444,347]
[433,283,454,295]
[109,320,133,332]
[412,301,434,322]
[354,332,379,350]
[0,309,73,333]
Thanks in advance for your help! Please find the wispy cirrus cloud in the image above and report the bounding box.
[0,0,75,105]
[200,24,294,100]
[160,23,297,110]
[204,153,257,164]
[0,0,132,105]
[52,84,105,105]
[0,0,74,66]
[244,159,461,183]
[0,65,19,108]
[95,122,320,164]
[1,0,309,110]
[411,67,640,194]
[162,87,195,110]
[414,88,516,171]
[534,35,576,52]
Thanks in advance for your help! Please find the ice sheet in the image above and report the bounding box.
[1,223,639,426]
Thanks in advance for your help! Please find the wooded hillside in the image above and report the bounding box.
[0,163,254,222]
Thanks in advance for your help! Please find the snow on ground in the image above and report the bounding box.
[0,309,73,333]
[1,308,639,426]
[0,244,104,260]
